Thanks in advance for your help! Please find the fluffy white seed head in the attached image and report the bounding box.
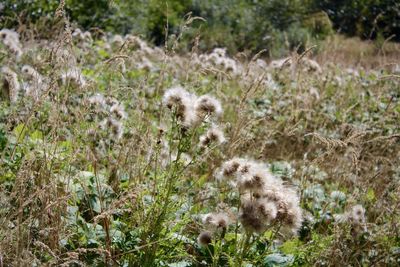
[199,126,226,147]
[163,86,200,127]
[334,204,366,232]
[239,198,269,233]
[61,68,86,88]
[215,157,246,181]
[111,34,124,48]
[197,231,212,246]
[212,48,227,58]
[258,199,278,222]
[0,29,19,43]
[101,117,123,139]
[110,103,127,120]
[22,65,42,84]
[348,204,366,227]
[194,95,223,118]
[88,94,106,107]
[0,29,23,59]
[203,212,231,229]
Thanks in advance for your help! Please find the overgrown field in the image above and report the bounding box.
[0,22,399,266]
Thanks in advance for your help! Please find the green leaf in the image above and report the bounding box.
[225,232,243,244]
[89,195,102,213]
[30,130,43,140]
[264,253,294,267]
[0,129,7,151]
[280,238,301,254]
[13,123,27,140]
[167,261,191,267]
[366,188,375,202]
[97,48,110,59]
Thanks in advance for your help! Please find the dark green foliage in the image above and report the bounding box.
[0,0,398,52]
[0,0,331,55]
[311,0,400,41]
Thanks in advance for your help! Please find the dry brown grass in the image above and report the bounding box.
[317,35,400,69]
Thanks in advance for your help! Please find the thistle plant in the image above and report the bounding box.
[0,12,398,267]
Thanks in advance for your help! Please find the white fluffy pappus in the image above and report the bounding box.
[194,94,223,118]
[162,86,200,127]
[110,103,127,120]
[61,67,87,88]
[0,28,23,59]
[101,117,123,140]
[199,125,226,147]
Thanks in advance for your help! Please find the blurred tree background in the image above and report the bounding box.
[0,0,399,56]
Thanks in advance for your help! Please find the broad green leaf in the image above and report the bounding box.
[264,253,294,267]
[13,123,27,140]
[280,238,301,254]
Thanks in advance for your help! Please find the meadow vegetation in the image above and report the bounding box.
[0,3,400,267]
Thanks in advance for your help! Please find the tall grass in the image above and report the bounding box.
[0,10,399,267]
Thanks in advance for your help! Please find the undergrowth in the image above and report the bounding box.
[0,11,399,267]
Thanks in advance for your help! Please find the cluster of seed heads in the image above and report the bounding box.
[197,212,231,246]
[197,48,240,75]
[86,94,127,155]
[71,28,92,48]
[334,204,367,233]
[0,29,88,103]
[163,86,223,127]
[213,158,303,235]
[0,29,23,59]
[163,86,226,148]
